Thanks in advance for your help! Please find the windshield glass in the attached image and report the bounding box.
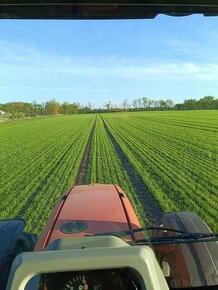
[0,12,217,290]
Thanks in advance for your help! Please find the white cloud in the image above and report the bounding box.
[107,53,119,62]
[1,40,218,104]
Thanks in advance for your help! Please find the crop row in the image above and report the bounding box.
[0,111,217,234]
[86,115,148,226]
[0,115,95,233]
[102,111,218,232]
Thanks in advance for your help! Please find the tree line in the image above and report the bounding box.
[175,96,218,110]
[104,97,174,111]
[103,96,218,111]
[0,96,217,117]
[0,100,88,117]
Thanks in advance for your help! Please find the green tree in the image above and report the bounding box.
[45,99,60,115]
[198,96,215,109]
[183,99,197,110]
[165,99,174,108]
[142,97,149,108]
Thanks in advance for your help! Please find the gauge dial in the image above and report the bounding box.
[63,273,103,290]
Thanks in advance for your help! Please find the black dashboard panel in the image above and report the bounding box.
[25,268,141,290]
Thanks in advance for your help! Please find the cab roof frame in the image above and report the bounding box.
[1,0,218,19]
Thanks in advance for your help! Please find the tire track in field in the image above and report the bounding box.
[101,116,164,225]
[76,117,96,185]
[17,137,82,218]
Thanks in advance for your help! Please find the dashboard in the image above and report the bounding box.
[25,268,141,290]
[7,237,169,290]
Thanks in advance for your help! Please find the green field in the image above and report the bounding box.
[0,111,217,233]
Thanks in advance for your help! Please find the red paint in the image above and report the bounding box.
[35,184,142,250]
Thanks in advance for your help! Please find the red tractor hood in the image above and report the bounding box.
[35,184,141,250]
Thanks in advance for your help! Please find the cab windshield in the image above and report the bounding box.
[0,7,218,290]
[95,226,218,289]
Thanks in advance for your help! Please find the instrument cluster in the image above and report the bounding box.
[39,268,141,290]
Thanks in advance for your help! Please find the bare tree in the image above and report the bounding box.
[105,101,112,110]
[122,99,128,110]
[154,100,160,108]
[137,98,142,108]
[132,100,137,108]
[148,99,154,108]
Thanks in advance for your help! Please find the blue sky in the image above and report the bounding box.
[0,15,218,107]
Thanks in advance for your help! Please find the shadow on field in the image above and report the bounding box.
[101,116,164,225]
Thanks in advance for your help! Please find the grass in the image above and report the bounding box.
[0,110,217,233]
[103,110,218,232]
[0,115,95,232]
[86,115,148,226]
